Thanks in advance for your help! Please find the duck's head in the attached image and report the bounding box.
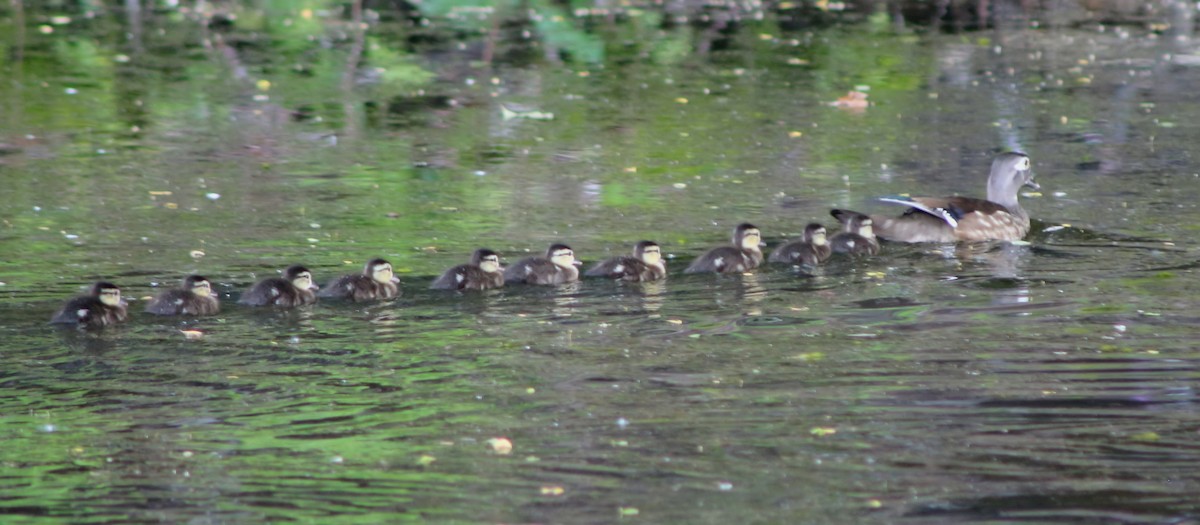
[733,223,762,251]
[364,258,396,285]
[988,152,1038,207]
[472,248,502,274]
[284,265,317,291]
[90,282,122,307]
[183,275,213,298]
[805,223,828,246]
[547,243,581,268]
[634,240,663,267]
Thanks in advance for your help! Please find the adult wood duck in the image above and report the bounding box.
[50,281,128,328]
[504,244,581,285]
[768,223,832,266]
[238,265,319,307]
[864,152,1039,242]
[829,210,881,256]
[431,248,505,290]
[585,241,666,282]
[145,275,220,315]
[684,223,764,274]
[319,258,400,301]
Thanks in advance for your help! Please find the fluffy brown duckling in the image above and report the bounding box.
[145,275,220,316]
[768,223,832,266]
[684,223,763,274]
[431,248,505,290]
[503,243,581,285]
[829,210,881,256]
[585,240,666,282]
[238,265,319,307]
[318,258,400,302]
[855,152,1039,242]
[50,281,128,328]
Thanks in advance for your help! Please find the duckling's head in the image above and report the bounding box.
[183,275,213,298]
[547,243,581,268]
[733,223,762,251]
[90,282,122,307]
[988,152,1038,206]
[364,258,395,285]
[856,217,875,239]
[634,241,663,267]
[472,248,502,274]
[805,223,828,246]
[284,265,317,291]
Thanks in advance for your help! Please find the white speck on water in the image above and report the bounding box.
[474,170,487,176]
[306,238,319,243]
[65,88,77,95]
[32,206,41,211]
[96,149,107,154]
[616,417,629,429]
[331,456,344,464]
[63,233,79,240]
[309,223,320,229]
[289,336,301,344]
[1114,324,1127,333]
[717,481,733,491]
[41,424,56,433]
[205,193,220,200]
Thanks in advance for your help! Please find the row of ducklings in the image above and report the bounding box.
[50,211,879,328]
[53,152,1040,328]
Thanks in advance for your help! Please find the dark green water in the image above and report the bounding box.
[3,2,1200,523]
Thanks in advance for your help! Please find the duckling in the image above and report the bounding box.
[849,152,1039,242]
[431,248,505,290]
[319,258,400,301]
[145,275,220,315]
[503,243,581,285]
[768,223,832,266]
[585,241,666,282]
[829,210,881,256]
[684,223,763,274]
[238,265,318,307]
[50,281,128,328]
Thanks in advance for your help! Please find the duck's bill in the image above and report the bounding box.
[1024,180,1041,191]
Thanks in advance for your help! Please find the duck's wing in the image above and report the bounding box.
[685,246,753,274]
[586,256,636,279]
[504,257,563,284]
[769,241,818,265]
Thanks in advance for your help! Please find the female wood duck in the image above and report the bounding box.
[860,152,1039,242]
[50,281,128,328]
[319,258,400,301]
[585,241,666,282]
[829,210,881,255]
[238,265,319,307]
[431,248,505,290]
[684,223,763,274]
[145,275,220,315]
[768,223,832,266]
[504,244,581,285]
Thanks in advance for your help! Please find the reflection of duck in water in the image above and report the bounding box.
[238,265,319,307]
[586,241,666,282]
[685,223,763,274]
[840,152,1039,243]
[51,282,128,328]
[829,210,881,256]
[769,223,831,266]
[504,244,581,285]
[431,249,505,291]
[145,275,220,316]
[319,258,400,301]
